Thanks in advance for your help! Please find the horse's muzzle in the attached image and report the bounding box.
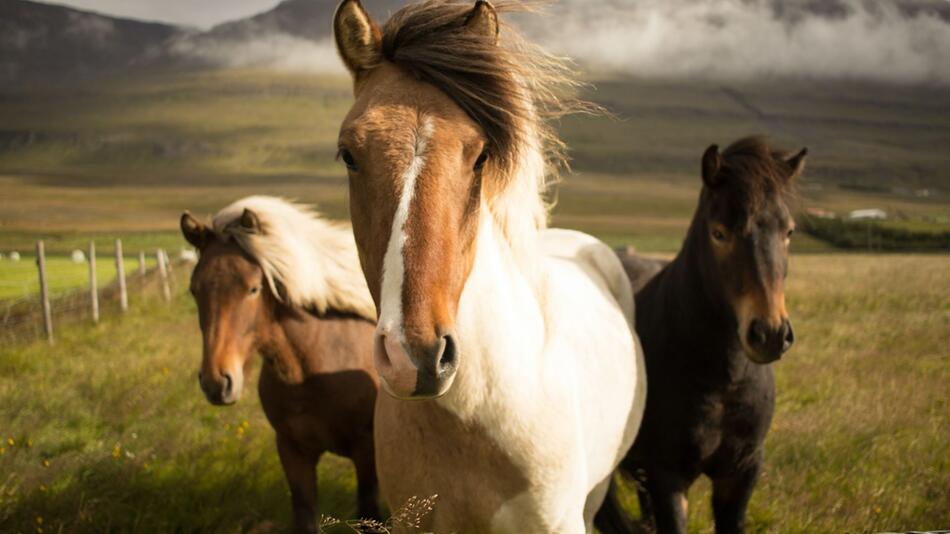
[199,370,242,405]
[374,331,458,399]
[745,317,794,363]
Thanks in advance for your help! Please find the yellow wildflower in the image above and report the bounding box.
[112,444,121,459]
[42,459,50,468]
[7,437,13,446]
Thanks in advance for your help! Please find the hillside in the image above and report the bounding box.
[0,0,186,85]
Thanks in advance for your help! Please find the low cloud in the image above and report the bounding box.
[169,34,346,74]
[531,0,950,84]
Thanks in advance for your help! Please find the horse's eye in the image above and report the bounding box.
[712,228,727,242]
[473,149,489,171]
[338,148,357,171]
[249,285,260,295]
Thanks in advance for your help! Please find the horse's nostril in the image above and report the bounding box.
[438,334,458,374]
[782,320,795,352]
[748,319,768,347]
[221,373,233,394]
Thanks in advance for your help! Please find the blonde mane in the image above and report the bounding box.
[212,196,376,322]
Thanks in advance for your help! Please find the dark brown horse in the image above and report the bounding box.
[180,196,381,533]
[597,137,807,534]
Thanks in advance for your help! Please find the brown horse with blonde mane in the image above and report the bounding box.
[333,1,645,532]
[180,196,381,533]
[597,138,807,534]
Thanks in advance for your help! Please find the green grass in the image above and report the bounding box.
[0,70,947,250]
[0,255,158,301]
[0,67,947,532]
[0,289,362,533]
[0,255,946,532]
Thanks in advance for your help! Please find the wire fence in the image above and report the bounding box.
[0,241,192,346]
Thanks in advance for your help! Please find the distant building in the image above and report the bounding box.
[805,207,836,219]
[848,209,887,221]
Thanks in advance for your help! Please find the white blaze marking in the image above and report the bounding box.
[377,117,434,338]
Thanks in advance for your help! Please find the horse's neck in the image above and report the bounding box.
[439,210,547,419]
[259,305,323,384]
[653,232,740,362]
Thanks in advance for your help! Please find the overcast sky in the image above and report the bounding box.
[48,0,283,28]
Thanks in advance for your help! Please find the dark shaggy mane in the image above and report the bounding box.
[379,0,590,176]
[719,136,800,214]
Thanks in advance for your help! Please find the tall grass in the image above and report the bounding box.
[0,254,946,532]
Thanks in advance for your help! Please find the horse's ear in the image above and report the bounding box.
[701,144,723,188]
[180,212,210,250]
[465,0,499,42]
[334,0,382,78]
[785,147,807,181]
[240,208,262,234]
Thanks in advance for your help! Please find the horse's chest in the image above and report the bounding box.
[258,367,374,457]
[689,383,773,469]
[375,396,538,532]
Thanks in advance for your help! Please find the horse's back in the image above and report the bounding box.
[614,247,670,294]
[539,228,645,503]
[541,229,634,323]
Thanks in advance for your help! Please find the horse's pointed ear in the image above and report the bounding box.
[465,0,499,42]
[785,147,807,181]
[180,211,210,249]
[702,144,723,188]
[240,208,262,234]
[334,0,382,78]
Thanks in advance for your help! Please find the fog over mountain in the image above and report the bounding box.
[3,0,950,85]
[524,0,950,84]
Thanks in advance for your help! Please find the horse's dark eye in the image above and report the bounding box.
[249,286,260,295]
[338,148,357,171]
[712,228,727,241]
[473,149,489,171]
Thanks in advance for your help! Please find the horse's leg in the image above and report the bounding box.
[644,471,688,534]
[352,437,381,520]
[631,467,656,532]
[593,474,641,534]
[277,434,320,534]
[711,455,761,534]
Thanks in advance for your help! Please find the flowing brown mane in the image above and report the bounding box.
[379,0,587,176]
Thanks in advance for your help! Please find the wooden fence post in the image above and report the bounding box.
[115,239,128,312]
[89,241,99,323]
[157,249,171,302]
[138,251,147,276]
[36,240,53,344]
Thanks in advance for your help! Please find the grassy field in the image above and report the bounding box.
[1,70,948,260]
[0,255,158,301]
[0,67,948,532]
[0,254,946,533]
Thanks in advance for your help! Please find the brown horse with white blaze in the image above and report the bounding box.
[334,1,645,532]
[181,196,381,533]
